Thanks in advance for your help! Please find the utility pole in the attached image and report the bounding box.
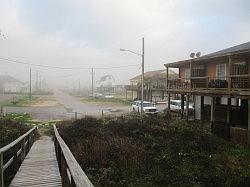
[29,67,32,100]
[141,37,144,113]
[78,79,81,93]
[120,37,145,113]
[91,68,94,97]
[39,76,42,90]
[36,70,38,91]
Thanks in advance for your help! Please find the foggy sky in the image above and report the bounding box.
[0,0,249,88]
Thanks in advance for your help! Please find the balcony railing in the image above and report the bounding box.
[168,74,250,91]
[126,74,250,93]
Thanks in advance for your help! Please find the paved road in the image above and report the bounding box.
[54,91,130,117]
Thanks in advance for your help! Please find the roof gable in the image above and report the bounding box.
[130,69,177,81]
[203,41,250,58]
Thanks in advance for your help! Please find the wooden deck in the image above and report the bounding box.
[9,136,62,187]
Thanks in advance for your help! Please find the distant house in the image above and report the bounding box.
[97,75,115,87]
[0,75,28,93]
[96,75,125,94]
[125,69,178,101]
[130,69,177,85]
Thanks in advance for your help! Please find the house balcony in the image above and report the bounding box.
[164,74,250,97]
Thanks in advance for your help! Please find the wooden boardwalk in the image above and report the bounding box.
[9,136,62,187]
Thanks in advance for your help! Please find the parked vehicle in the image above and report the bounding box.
[168,100,194,113]
[132,100,158,115]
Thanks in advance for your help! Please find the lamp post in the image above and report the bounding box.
[120,37,144,113]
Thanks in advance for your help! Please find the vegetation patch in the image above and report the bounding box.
[58,113,250,186]
[3,113,56,136]
[5,113,33,123]
[0,95,40,107]
[0,118,30,148]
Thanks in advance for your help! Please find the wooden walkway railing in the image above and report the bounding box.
[0,126,37,187]
[9,136,62,187]
[0,125,94,187]
[53,125,94,187]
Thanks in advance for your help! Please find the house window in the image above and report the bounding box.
[216,64,226,80]
[185,68,191,82]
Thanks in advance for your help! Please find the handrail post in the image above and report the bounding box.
[32,130,35,146]
[61,156,67,186]
[58,146,62,173]
[21,138,26,162]
[13,144,19,174]
[0,152,4,187]
[27,134,30,152]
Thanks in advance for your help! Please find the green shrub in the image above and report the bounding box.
[0,118,30,148]
[58,114,250,186]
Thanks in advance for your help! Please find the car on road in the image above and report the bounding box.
[132,100,158,115]
[168,100,194,113]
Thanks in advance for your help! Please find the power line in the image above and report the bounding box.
[0,57,138,70]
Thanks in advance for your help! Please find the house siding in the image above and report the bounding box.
[179,64,189,80]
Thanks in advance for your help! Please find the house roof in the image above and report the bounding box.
[0,75,24,84]
[203,41,250,58]
[130,69,177,82]
[165,41,250,68]
[99,75,115,82]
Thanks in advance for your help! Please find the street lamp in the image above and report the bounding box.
[120,37,145,113]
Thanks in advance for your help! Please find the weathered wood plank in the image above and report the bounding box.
[10,136,62,187]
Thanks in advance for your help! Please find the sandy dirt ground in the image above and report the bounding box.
[3,92,166,121]
[29,96,60,107]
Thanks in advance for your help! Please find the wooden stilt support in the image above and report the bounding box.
[181,94,185,118]
[211,97,216,131]
[226,98,231,125]
[201,96,204,122]
[186,94,189,121]
[167,93,171,111]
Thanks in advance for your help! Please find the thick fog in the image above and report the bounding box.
[0,0,249,90]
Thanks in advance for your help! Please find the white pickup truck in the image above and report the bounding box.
[132,101,158,115]
[168,100,194,113]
